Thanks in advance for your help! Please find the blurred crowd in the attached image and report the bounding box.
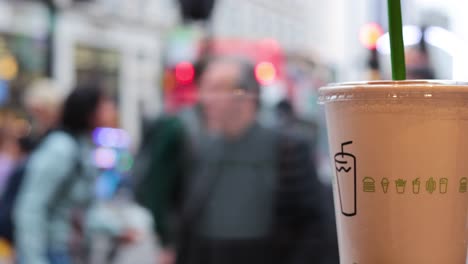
[0,55,339,264]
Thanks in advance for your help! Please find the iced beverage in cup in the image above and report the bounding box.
[319,81,468,264]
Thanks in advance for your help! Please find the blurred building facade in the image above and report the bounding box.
[210,0,371,82]
[54,0,180,143]
[0,1,49,107]
[2,0,467,144]
[369,0,468,81]
[211,0,310,53]
[0,0,181,145]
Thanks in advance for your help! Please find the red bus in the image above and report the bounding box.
[163,38,285,112]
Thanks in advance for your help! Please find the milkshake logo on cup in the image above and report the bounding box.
[334,141,357,217]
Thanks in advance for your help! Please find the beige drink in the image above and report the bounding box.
[319,81,468,264]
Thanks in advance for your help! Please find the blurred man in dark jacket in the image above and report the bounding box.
[136,56,330,264]
[276,99,339,264]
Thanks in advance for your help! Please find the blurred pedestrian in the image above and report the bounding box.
[405,30,435,80]
[0,79,64,246]
[276,99,319,150]
[86,182,155,264]
[0,127,20,195]
[136,56,328,264]
[22,79,65,146]
[14,86,117,264]
[275,99,339,264]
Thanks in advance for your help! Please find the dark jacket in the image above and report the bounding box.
[274,132,332,264]
[0,161,27,242]
[136,113,332,264]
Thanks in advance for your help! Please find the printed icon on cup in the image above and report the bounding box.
[426,177,436,194]
[395,179,407,194]
[439,178,448,194]
[363,177,375,192]
[334,141,357,217]
[412,178,421,194]
[458,177,468,193]
[381,178,390,193]
[459,177,467,193]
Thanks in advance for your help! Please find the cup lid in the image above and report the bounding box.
[318,80,468,104]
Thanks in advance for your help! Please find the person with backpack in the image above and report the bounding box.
[136,56,330,264]
[14,86,118,264]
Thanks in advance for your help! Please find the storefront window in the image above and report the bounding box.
[75,45,120,103]
[0,33,47,109]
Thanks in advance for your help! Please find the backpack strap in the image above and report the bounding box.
[175,138,224,264]
[47,133,83,212]
[46,132,89,262]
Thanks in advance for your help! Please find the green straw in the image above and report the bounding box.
[387,0,406,80]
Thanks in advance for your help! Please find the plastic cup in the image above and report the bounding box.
[319,80,468,264]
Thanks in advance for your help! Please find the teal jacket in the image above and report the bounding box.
[14,131,98,264]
